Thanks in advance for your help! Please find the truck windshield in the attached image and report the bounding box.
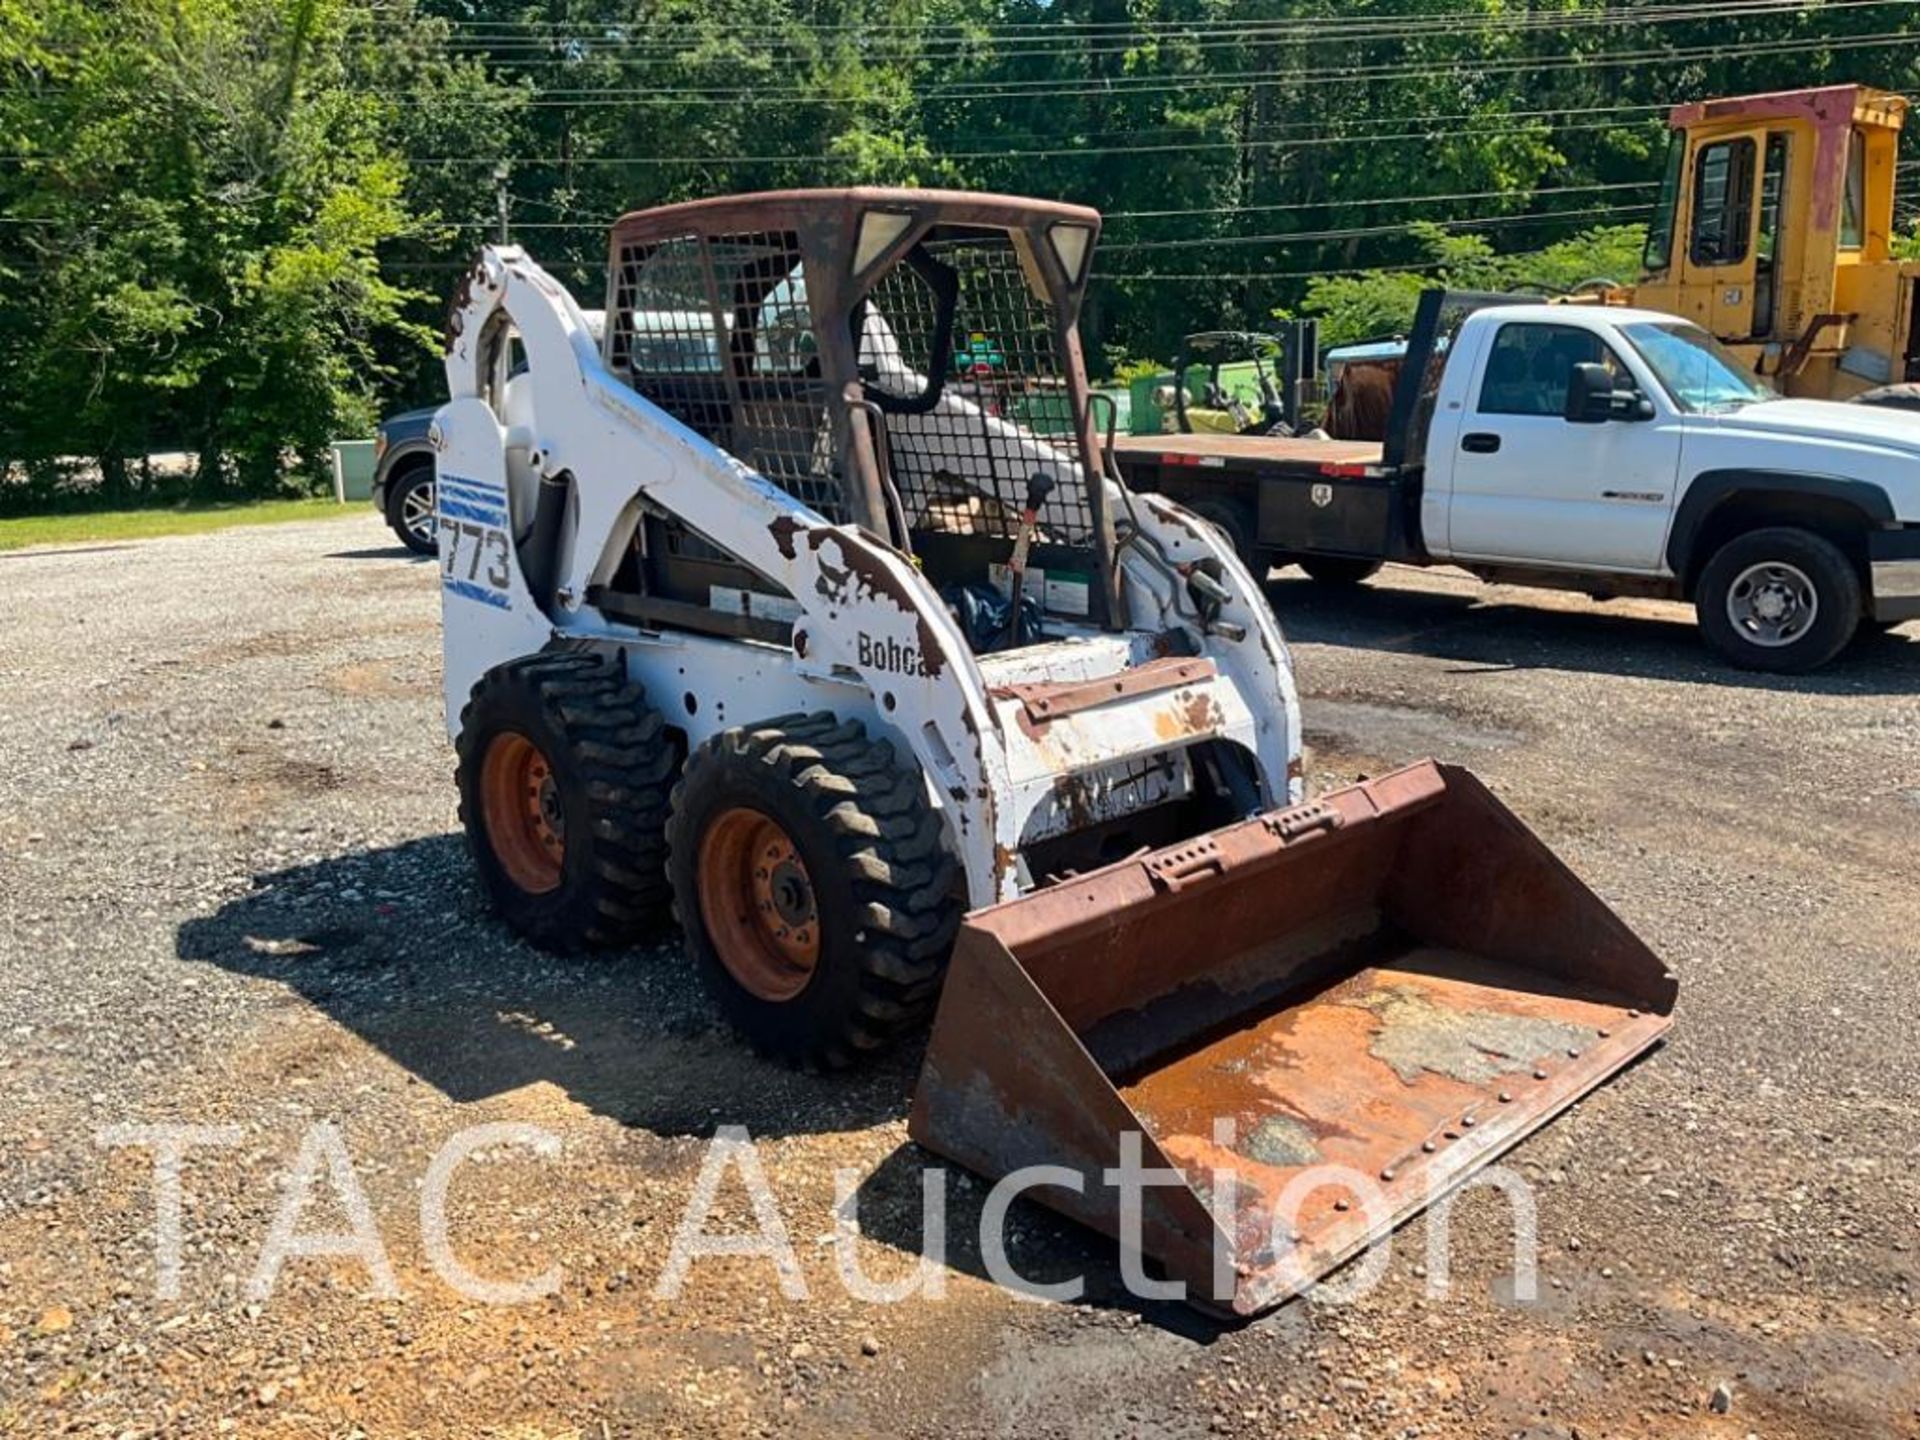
[1620,321,1775,414]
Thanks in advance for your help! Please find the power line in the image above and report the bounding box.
[423,0,1901,66]
[344,113,1669,168]
[1109,178,1663,221]
[399,0,1892,42]
[438,196,1656,239]
[430,178,1669,233]
[362,27,1920,104]
[1102,260,1461,281]
[1101,203,1655,252]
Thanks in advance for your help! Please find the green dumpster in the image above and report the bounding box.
[330,439,377,503]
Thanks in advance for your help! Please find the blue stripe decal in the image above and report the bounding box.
[443,577,512,610]
[438,498,507,527]
[439,479,503,503]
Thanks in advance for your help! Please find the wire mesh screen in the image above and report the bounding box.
[862,234,1092,548]
[609,234,725,426]
[610,230,848,523]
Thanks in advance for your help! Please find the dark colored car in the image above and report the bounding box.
[372,310,601,555]
[372,405,439,555]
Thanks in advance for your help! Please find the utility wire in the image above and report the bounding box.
[414,178,1667,231]
[380,28,1920,103]
[1109,178,1664,221]
[330,113,1671,167]
[1101,203,1656,252]
[425,0,1900,66]
[400,0,1898,42]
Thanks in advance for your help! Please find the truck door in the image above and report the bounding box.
[1679,131,1765,340]
[1444,321,1683,572]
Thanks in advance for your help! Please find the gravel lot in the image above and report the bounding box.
[2,511,1917,1438]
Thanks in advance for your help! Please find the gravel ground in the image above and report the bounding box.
[1,512,1917,1439]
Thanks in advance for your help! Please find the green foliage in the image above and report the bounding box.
[5,0,1920,507]
[0,0,476,509]
[1291,224,1650,346]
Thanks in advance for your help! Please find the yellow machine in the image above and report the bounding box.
[1629,84,1920,409]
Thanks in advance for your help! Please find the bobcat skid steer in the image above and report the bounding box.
[433,188,1675,1315]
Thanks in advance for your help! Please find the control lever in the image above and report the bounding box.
[1006,472,1056,646]
[1181,564,1231,606]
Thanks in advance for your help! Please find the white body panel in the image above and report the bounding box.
[1417,303,1920,576]
[433,248,1303,910]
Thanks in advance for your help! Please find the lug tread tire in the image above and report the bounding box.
[456,650,676,952]
[668,712,963,1071]
[1694,526,1862,674]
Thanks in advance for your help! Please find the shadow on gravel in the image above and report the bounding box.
[174,835,914,1141]
[327,544,432,562]
[849,1144,1240,1341]
[1264,572,1920,696]
[177,838,1245,1332]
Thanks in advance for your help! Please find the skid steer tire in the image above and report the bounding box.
[667,714,962,1071]
[456,650,676,952]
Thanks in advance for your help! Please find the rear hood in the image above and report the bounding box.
[1709,398,1920,456]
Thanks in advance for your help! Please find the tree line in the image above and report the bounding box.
[4,0,1917,509]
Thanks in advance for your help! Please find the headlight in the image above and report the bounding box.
[373,432,389,463]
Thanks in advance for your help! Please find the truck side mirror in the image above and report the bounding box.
[1565,363,1654,424]
[1564,363,1617,424]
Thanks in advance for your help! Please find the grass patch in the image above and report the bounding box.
[0,496,356,552]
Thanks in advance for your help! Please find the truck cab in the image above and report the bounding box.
[1114,290,1920,673]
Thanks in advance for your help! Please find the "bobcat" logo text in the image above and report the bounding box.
[858,633,928,677]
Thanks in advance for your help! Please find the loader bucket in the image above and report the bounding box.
[909,760,1676,1317]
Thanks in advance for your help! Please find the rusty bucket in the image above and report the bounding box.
[909,760,1676,1316]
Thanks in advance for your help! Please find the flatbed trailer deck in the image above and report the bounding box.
[1111,431,1417,568]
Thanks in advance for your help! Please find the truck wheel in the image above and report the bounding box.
[1187,496,1259,572]
[456,650,677,951]
[1695,527,1861,673]
[1850,383,1920,414]
[385,463,437,555]
[668,714,962,1070]
[1299,557,1383,587]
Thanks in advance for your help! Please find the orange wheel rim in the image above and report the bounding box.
[480,732,565,895]
[697,807,821,1002]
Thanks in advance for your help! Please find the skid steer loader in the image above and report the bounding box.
[432,188,1675,1315]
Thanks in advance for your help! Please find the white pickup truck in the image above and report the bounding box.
[1114,289,1920,672]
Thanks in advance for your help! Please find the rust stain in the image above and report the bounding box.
[992,843,1018,887]
[443,255,486,353]
[815,531,947,680]
[1181,689,1225,735]
[1151,688,1226,743]
[767,514,804,561]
